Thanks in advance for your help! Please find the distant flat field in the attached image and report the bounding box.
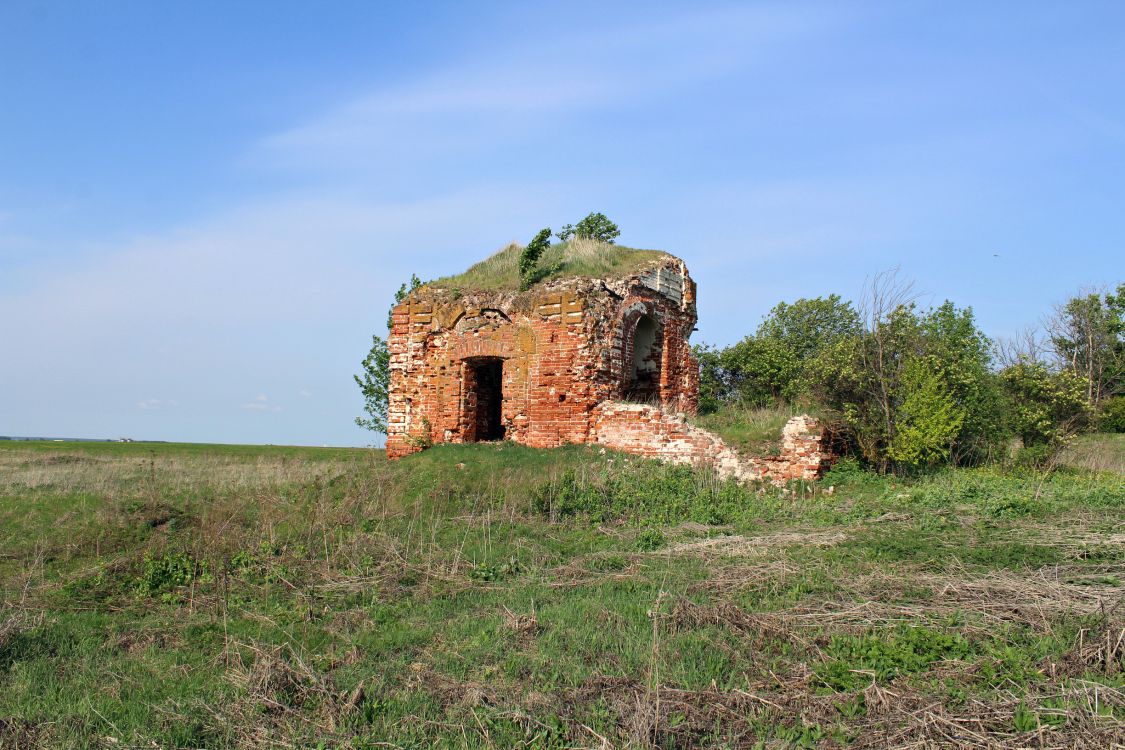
[1,439,1124,749]
[0,439,373,460]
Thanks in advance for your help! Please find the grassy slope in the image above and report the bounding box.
[430,238,669,291]
[1,439,1124,749]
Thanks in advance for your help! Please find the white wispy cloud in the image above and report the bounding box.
[137,398,178,411]
[241,394,280,412]
[251,5,840,175]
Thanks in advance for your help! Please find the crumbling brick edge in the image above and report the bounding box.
[590,403,832,486]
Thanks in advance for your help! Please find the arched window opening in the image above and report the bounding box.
[625,314,662,403]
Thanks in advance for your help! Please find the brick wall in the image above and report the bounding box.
[592,404,831,485]
[383,255,831,484]
[385,258,699,458]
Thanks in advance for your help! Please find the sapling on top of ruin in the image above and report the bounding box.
[556,212,621,244]
[518,227,553,290]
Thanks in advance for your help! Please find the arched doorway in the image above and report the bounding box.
[625,314,662,403]
[462,357,505,441]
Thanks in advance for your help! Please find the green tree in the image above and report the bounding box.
[1000,362,1091,448]
[718,336,800,406]
[1100,395,1125,433]
[919,302,1006,463]
[519,228,552,290]
[355,275,422,434]
[693,343,725,414]
[695,295,860,410]
[1048,283,1125,406]
[887,357,966,469]
[802,296,1004,472]
[556,212,620,244]
[756,294,861,362]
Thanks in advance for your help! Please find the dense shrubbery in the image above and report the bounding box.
[698,275,1123,474]
[696,295,858,411]
[1100,395,1125,433]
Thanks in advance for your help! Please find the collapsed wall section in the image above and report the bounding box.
[591,404,831,485]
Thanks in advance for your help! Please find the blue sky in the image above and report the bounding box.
[2,1,1122,446]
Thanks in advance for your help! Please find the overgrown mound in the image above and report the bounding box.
[431,237,670,291]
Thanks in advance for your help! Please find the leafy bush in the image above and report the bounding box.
[556,212,620,244]
[1100,395,1125,433]
[819,457,873,486]
[1000,363,1091,448]
[887,357,966,469]
[519,228,553,290]
[805,301,1006,472]
[634,528,666,551]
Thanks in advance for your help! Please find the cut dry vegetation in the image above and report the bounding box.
[0,438,1123,748]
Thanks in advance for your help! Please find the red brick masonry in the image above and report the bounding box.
[592,405,831,484]
[384,255,832,484]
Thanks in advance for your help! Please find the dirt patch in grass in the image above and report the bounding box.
[667,529,850,557]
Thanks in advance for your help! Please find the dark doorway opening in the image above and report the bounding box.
[625,314,662,403]
[463,358,505,442]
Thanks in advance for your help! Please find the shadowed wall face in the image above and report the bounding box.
[462,358,504,442]
[626,314,662,403]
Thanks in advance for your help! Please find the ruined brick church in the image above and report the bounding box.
[385,245,830,483]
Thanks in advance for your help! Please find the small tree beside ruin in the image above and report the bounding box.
[355,274,422,434]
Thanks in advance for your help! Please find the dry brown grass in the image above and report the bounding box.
[1062,433,1125,474]
[0,449,354,496]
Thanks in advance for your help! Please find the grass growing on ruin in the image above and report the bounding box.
[1,438,1124,748]
[689,402,812,456]
[432,237,669,291]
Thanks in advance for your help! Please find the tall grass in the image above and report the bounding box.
[431,238,668,291]
[1060,433,1125,474]
[690,402,812,455]
[2,440,1124,749]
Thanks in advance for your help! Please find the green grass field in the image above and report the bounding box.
[1,438,1124,749]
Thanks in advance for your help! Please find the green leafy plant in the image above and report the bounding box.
[355,274,422,433]
[634,528,666,551]
[468,556,522,582]
[519,228,552,290]
[1099,395,1125,432]
[134,551,210,601]
[887,357,966,470]
[1000,362,1091,450]
[555,212,620,243]
[814,626,974,691]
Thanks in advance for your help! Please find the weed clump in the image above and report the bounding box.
[133,551,210,602]
[815,626,974,691]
